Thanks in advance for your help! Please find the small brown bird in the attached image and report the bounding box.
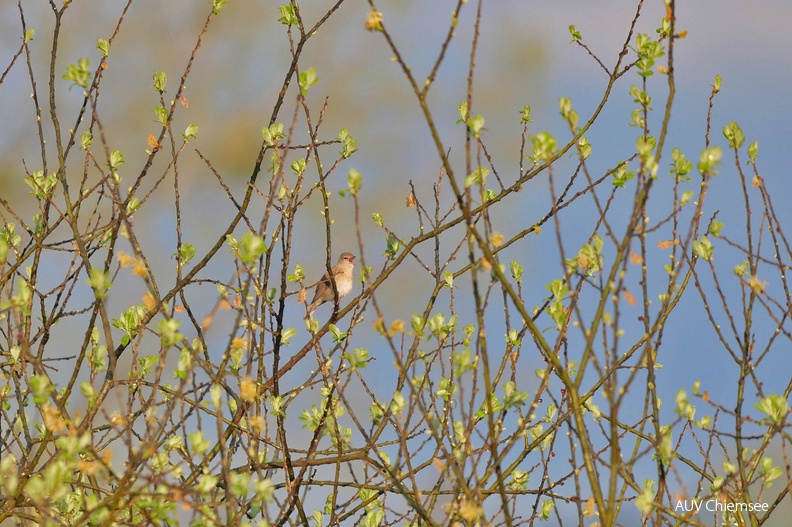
[306,252,355,318]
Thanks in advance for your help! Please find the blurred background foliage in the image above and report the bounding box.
[1,1,791,524]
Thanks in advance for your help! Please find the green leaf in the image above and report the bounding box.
[87,268,112,299]
[457,101,469,123]
[452,347,473,371]
[178,243,196,265]
[634,33,665,78]
[329,324,348,342]
[269,395,286,417]
[577,136,591,159]
[629,85,651,106]
[635,480,655,514]
[299,67,319,96]
[547,278,568,300]
[62,58,91,88]
[152,71,167,92]
[475,393,502,420]
[722,121,744,149]
[370,401,384,423]
[189,430,211,455]
[384,233,401,257]
[81,381,97,406]
[343,348,369,370]
[371,212,383,227]
[529,132,557,163]
[612,164,635,188]
[733,260,749,276]
[24,170,58,199]
[567,110,580,130]
[24,28,34,43]
[519,105,533,124]
[389,391,405,415]
[338,128,357,158]
[462,324,474,346]
[235,232,267,265]
[707,220,723,237]
[657,17,672,38]
[267,151,281,175]
[558,97,572,119]
[358,265,371,283]
[755,394,787,426]
[126,197,140,215]
[159,318,183,347]
[109,150,124,169]
[509,261,522,283]
[630,108,645,128]
[510,470,529,491]
[692,235,714,261]
[747,141,759,163]
[697,146,722,177]
[670,148,692,181]
[261,123,285,146]
[290,158,306,175]
[435,377,456,401]
[112,305,146,341]
[426,312,455,341]
[464,166,489,188]
[136,355,158,377]
[759,457,783,487]
[281,327,297,345]
[96,39,110,57]
[503,381,528,408]
[490,262,506,283]
[278,4,298,25]
[636,135,656,158]
[346,168,362,196]
[30,375,51,405]
[567,237,602,276]
[80,131,93,150]
[183,124,199,140]
[155,105,169,126]
[568,24,581,43]
[675,389,696,420]
[175,348,192,379]
[287,263,304,283]
[540,499,554,520]
[466,114,486,138]
[212,0,229,15]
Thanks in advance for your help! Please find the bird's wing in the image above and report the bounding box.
[315,268,336,287]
